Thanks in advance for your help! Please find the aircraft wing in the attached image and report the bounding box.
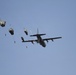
[43,37,62,42]
[23,39,38,42]
[23,40,38,44]
[21,37,38,44]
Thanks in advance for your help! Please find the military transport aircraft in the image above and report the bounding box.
[21,29,62,47]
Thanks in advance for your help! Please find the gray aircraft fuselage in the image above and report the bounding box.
[37,35,46,47]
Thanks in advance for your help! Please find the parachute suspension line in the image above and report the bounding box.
[12,35,16,43]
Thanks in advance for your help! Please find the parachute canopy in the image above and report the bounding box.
[9,28,14,35]
[0,20,6,27]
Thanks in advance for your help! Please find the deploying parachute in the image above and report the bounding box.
[9,28,14,35]
[24,29,28,35]
[0,20,6,27]
[9,28,16,43]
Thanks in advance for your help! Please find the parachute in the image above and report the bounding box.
[9,28,14,35]
[24,29,28,35]
[0,20,6,27]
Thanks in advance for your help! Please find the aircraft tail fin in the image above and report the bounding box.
[30,28,46,37]
[37,28,39,34]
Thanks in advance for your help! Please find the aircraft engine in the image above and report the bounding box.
[31,41,34,44]
[46,40,48,43]
[51,39,54,42]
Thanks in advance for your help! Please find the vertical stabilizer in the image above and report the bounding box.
[37,28,39,34]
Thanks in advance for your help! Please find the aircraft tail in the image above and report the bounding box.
[30,28,46,37]
[30,34,46,37]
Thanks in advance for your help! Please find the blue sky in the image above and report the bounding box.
[0,0,76,75]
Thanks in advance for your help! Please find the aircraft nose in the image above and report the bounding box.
[43,44,46,47]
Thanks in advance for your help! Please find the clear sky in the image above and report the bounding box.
[0,0,76,75]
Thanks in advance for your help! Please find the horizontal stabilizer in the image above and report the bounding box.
[30,34,46,37]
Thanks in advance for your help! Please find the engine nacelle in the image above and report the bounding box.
[46,40,48,43]
[51,39,54,42]
[31,41,34,44]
